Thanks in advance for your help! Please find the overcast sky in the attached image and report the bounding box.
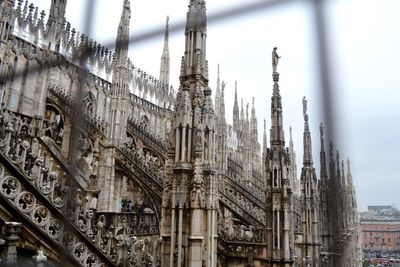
[28,0,400,211]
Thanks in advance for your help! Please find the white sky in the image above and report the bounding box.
[28,0,400,211]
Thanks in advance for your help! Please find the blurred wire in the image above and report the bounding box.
[311,0,336,152]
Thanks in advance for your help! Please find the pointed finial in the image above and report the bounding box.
[264,119,267,132]
[234,81,238,101]
[342,160,345,175]
[251,97,256,118]
[347,158,351,175]
[302,96,308,117]
[164,15,169,44]
[289,126,293,140]
[347,157,353,185]
[180,56,185,77]
[320,123,324,139]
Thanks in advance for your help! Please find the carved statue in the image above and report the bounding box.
[272,47,281,73]
[302,96,307,116]
[319,123,324,137]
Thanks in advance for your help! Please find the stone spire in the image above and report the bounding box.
[161,1,217,265]
[270,72,285,146]
[216,80,227,172]
[302,97,313,166]
[115,0,130,69]
[299,96,320,264]
[108,0,131,141]
[233,81,239,132]
[180,0,208,80]
[319,123,328,180]
[266,52,293,264]
[336,150,342,187]
[346,158,357,228]
[219,82,226,124]
[214,64,221,117]
[263,119,268,157]
[240,97,244,132]
[250,97,258,139]
[341,160,346,187]
[160,16,170,86]
[48,0,67,28]
[346,158,353,185]
[289,126,298,192]
[97,0,131,212]
[109,0,131,143]
[319,123,330,252]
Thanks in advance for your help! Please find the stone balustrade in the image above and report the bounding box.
[47,85,107,135]
[0,107,161,266]
[218,223,266,244]
[127,117,167,153]
[116,146,164,199]
[219,181,265,225]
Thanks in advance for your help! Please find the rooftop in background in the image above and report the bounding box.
[368,205,394,212]
[360,205,400,222]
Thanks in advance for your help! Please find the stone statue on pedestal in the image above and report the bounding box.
[272,47,281,73]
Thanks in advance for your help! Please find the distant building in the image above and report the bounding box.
[360,206,400,259]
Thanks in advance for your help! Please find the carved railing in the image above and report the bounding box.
[218,223,266,244]
[252,169,265,190]
[219,181,265,226]
[217,223,267,261]
[127,117,167,155]
[0,110,111,266]
[227,157,266,203]
[115,146,163,201]
[47,85,107,135]
[0,108,161,266]
[0,110,71,211]
[95,211,159,237]
[224,174,265,208]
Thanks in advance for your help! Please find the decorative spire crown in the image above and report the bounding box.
[302,96,313,166]
[186,0,207,32]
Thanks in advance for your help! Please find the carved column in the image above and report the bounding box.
[2,222,22,267]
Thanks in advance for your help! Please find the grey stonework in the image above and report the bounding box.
[0,0,361,266]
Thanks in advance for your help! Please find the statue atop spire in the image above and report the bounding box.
[302,96,313,166]
[302,96,308,117]
[320,123,324,143]
[272,47,281,73]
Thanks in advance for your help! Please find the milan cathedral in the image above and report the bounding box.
[0,0,361,266]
